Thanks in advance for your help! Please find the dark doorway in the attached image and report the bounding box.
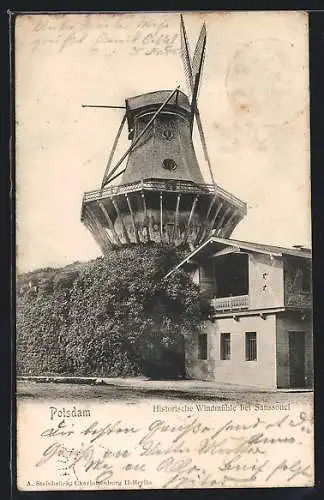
[288,331,306,388]
[143,334,186,380]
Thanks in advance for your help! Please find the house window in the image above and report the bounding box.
[198,334,208,360]
[245,332,257,361]
[220,333,231,360]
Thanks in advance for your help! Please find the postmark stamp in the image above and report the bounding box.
[225,37,307,128]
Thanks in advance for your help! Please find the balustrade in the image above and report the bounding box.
[211,294,249,311]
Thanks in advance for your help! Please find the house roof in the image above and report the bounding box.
[164,235,311,278]
[217,237,312,258]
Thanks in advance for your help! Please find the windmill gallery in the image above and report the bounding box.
[77,15,313,391]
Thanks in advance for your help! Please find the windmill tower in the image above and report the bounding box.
[81,15,246,253]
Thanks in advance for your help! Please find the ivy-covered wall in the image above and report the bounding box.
[16,244,210,378]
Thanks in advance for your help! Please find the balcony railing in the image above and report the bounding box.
[82,178,247,212]
[211,294,249,312]
[285,292,312,309]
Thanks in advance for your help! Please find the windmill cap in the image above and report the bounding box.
[125,89,191,129]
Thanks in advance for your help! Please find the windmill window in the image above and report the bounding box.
[162,129,174,140]
[162,159,177,171]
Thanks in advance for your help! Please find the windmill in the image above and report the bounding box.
[80,14,246,253]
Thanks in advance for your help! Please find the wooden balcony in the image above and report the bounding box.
[211,294,249,312]
[285,292,312,309]
[82,178,247,212]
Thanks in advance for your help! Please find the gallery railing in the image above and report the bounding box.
[211,294,249,312]
[82,178,247,212]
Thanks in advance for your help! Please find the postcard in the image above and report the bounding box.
[15,11,314,490]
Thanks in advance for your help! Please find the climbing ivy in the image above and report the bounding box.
[16,244,210,378]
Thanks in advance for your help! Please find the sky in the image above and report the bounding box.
[15,11,311,273]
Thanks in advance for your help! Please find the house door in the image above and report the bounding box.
[288,331,306,388]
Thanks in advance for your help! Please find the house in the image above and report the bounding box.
[166,235,313,390]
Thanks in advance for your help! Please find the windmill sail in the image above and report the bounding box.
[180,16,215,185]
[180,14,194,95]
[194,110,215,182]
[191,22,207,107]
[192,23,206,75]
[101,113,127,188]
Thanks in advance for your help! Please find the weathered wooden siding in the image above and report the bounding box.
[276,311,313,389]
[199,260,216,298]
